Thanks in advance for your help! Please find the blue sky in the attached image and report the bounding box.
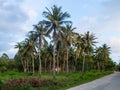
[0,0,120,63]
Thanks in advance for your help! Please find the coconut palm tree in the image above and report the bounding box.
[62,24,76,75]
[82,31,97,72]
[101,44,111,70]
[94,47,102,71]
[15,41,29,72]
[33,23,49,77]
[27,31,37,76]
[15,42,26,72]
[95,44,111,71]
[42,5,71,78]
[73,33,84,71]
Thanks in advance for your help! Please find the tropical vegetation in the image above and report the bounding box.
[0,5,117,90]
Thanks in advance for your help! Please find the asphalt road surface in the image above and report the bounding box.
[68,72,120,90]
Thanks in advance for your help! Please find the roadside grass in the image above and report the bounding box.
[0,70,113,90]
[0,71,29,81]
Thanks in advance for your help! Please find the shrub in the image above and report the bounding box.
[14,83,35,90]
[0,80,4,90]
[4,78,57,90]
[0,66,7,72]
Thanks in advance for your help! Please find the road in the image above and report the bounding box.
[68,72,120,90]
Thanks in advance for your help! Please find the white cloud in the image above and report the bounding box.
[21,7,38,22]
[108,37,120,54]
[0,0,29,58]
[0,0,52,58]
[6,48,18,58]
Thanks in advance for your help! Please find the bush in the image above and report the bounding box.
[0,80,4,90]
[0,66,7,72]
[14,83,35,90]
[4,78,57,90]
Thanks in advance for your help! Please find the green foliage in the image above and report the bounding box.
[7,60,16,70]
[0,80,4,90]
[0,66,7,72]
[13,83,35,90]
[0,71,113,90]
[0,59,16,72]
[115,64,120,71]
[0,53,9,60]
[4,83,35,90]
[0,71,28,80]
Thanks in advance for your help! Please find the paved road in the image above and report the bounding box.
[68,72,120,90]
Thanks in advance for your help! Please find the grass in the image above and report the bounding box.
[0,70,113,90]
[0,71,29,81]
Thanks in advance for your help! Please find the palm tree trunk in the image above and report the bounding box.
[50,61,51,72]
[45,59,47,73]
[66,48,69,76]
[75,53,78,72]
[39,38,42,77]
[63,59,65,72]
[32,56,34,76]
[82,53,85,73]
[24,60,27,72]
[97,62,100,71]
[39,50,42,77]
[26,59,29,72]
[57,51,59,74]
[53,45,56,79]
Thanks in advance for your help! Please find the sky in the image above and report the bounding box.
[0,0,120,63]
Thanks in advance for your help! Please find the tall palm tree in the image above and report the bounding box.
[82,31,97,72]
[15,41,30,72]
[101,44,111,70]
[95,47,102,71]
[63,24,76,75]
[42,5,71,78]
[15,42,26,72]
[33,23,48,77]
[95,44,111,71]
[46,44,54,72]
[27,31,37,75]
[73,33,83,71]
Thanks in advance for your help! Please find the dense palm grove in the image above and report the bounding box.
[13,5,116,78]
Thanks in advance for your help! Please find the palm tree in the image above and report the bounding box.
[95,44,111,71]
[33,23,48,77]
[56,40,62,74]
[46,44,54,72]
[95,47,102,71]
[27,31,37,76]
[42,5,71,78]
[101,44,111,70]
[63,24,76,75]
[15,41,29,72]
[73,33,83,71]
[82,31,97,72]
[15,42,26,72]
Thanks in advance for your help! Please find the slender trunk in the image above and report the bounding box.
[39,37,42,77]
[39,50,42,77]
[75,53,78,72]
[97,62,100,71]
[50,61,51,72]
[24,60,27,72]
[45,59,46,73]
[21,57,25,72]
[57,51,59,74]
[53,45,56,79]
[63,59,65,72]
[66,48,69,76]
[82,53,85,73]
[26,59,29,72]
[32,56,34,76]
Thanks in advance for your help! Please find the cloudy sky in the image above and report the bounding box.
[0,0,120,63]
